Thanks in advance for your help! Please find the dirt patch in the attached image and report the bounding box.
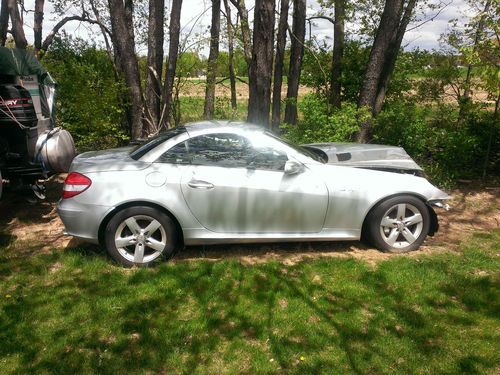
[0,177,498,265]
[0,174,83,252]
[178,79,313,100]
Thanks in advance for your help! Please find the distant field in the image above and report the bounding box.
[178,77,313,100]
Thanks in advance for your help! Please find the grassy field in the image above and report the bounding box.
[0,230,498,374]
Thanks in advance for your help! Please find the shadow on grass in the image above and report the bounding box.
[1,233,498,374]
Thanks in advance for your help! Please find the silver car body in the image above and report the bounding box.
[57,121,450,246]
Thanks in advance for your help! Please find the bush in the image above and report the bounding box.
[373,102,499,184]
[282,94,370,144]
[43,35,129,152]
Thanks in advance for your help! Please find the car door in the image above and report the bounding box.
[179,132,329,234]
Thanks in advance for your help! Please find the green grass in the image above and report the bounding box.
[0,231,499,374]
[177,97,249,124]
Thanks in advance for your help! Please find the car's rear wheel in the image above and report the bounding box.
[365,195,430,253]
[105,206,178,267]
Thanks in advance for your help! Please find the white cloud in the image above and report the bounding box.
[19,0,473,52]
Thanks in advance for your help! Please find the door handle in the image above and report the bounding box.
[188,179,214,189]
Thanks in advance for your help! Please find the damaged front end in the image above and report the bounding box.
[303,142,425,176]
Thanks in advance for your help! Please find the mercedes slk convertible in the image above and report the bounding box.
[57,121,450,266]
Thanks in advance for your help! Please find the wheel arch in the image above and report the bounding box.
[361,192,438,240]
[98,201,185,248]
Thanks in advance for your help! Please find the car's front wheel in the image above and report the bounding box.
[365,195,430,253]
[105,206,178,267]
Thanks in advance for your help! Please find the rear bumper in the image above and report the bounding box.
[57,199,112,244]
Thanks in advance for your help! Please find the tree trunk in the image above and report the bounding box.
[160,0,182,129]
[247,0,275,127]
[482,92,498,180]
[33,0,44,55]
[144,0,164,134]
[0,0,8,46]
[357,0,405,143]
[460,0,492,119]
[89,0,118,78]
[7,0,27,49]
[271,0,289,131]
[284,0,306,125]
[229,0,252,69]
[330,0,345,110]
[108,0,143,140]
[203,0,221,119]
[372,0,417,115]
[223,0,237,116]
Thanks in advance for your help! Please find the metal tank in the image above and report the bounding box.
[0,47,76,199]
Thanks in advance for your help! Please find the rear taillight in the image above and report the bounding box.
[62,172,92,199]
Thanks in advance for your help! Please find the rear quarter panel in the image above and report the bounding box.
[70,163,203,230]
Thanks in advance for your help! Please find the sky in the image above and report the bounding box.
[19,0,472,54]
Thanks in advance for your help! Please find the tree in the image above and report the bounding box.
[223,0,237,115]
[144,0,164,133]
[330,0,345,109]
[204,0,221,119]
[7,0,27,48]
[271,0,290,131]
[160,0,183,129]
[247,0,275,126]
[357,0,418,142]
[229,0,252,69]
[108,0,143,139]
[459,0,492,119]
[284,0,306,125]
[34,0,45,54]
[0,0,8,45]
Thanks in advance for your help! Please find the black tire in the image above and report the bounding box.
[105,206,178,267]
[365,195,430,253]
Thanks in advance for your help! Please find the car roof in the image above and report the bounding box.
[182,120,265,134]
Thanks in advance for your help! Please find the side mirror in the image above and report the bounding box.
[284,160,305,175]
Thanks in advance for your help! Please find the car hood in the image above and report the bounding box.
[303,142,423,173]
[70,146,150,173]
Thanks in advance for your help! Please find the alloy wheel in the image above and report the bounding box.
[379,203,424,249]
[114,215,167,264]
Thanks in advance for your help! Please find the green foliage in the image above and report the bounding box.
[341,41,371,102]
[300,41,331,96]
[299,41,371,103]
[43,35,129,151]
[373,102,500,184]
[282,94,370,144]
[177,52,205,78]
[1,228,499,373]
[214,96,233,119]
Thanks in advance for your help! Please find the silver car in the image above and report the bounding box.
[57,121,450,266]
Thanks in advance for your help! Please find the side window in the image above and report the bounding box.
[188,133,249,168]
[246,146,288,171]
[157,141,191,164]
[157,132,289,171]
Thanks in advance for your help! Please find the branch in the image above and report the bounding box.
[215,76,248,85]
[41,14,111,53]
[306,15,334,25]
[406,0,452,32]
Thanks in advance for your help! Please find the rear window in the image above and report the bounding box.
[130,127,187,160]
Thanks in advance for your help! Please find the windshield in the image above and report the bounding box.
[130,127,187,160]
[265,132,326,163]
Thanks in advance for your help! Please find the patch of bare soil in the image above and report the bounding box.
[178,80,313,100]
[0,176,498,265]
[0,175,83,253]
